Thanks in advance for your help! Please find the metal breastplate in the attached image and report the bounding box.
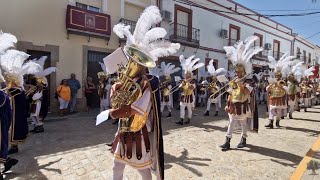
[287,83,296,95]
[270,84,286,98]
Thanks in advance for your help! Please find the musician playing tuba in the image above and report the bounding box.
[220,36,262,151]
[175,55,204,125]
[265,53,294,128]
[98,6,180,180]
[159,62,180,117]
[299,66,316,112]
[204,59,227,117]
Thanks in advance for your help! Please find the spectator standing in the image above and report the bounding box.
[57,79,71,116]
[84,76,96,112]
[67,73,80,113]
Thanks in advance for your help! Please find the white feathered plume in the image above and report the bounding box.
[268,52,296,73]
[304,66,315,77]
[0,31,17,54]
[148,66,162,78]
[30,56,57,80]
[179,55,204,74]
[207,59,227,77]
[253,72,264,81]
[112,6,180,61]
[160,62,181,76]
[223,36,263,74]
[0,49,35,87]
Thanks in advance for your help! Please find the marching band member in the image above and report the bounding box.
[0,31,20,174]
[97,62,111,112]
[97,6,180,180]
[204,59,227,116]
[282,61,303,119]
[29,57,57,133]
[300,66,316,112]
[220,36,262,150]
[265,53,294,128]
[160,62,180,117]
[1,49,44,155]
[175,55,204,125]
[198,79,208,107]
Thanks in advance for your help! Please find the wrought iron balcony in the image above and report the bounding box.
[169,23,200,47]
[118,18,137,44]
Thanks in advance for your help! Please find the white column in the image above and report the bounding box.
[68,0,76,6]
[102,0,108,13]
[121,0,125,18]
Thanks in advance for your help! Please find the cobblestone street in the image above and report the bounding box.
[7,104,320,180]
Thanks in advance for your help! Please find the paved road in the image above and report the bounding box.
[7,103,320,180]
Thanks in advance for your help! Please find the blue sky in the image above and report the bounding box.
[235,0,320,45]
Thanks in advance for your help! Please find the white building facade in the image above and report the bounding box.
[157,0,318,78]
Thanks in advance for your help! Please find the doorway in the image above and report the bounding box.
[87,51,109,108]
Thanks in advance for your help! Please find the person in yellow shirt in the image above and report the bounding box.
[56,79,71,116]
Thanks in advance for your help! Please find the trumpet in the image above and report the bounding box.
[209,72,252,100]
[25,85,37,96]
[168,78,193,95]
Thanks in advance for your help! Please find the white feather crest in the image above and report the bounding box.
[141,27,167,46]
[223,36,262,74]
[149,43,180,61]
[160,62,181,76]
[305,66,315,77]
[34,67,57,78]
[179,55,204,73]
[133,6,162,43]
[0,31,17,54]
[20,61,42,75]
[148,66,162,77]
[113,23,135,45]
[0,49,30,72]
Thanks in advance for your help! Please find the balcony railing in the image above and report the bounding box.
[169,23,200,47]
[119,18,136,34]
[118,18,137,44]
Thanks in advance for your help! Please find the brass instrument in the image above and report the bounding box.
[209,72,252,102]
[25,85,37,96]
[180,79,194,96]
[267,80,286,98]
[111,45,155,133]
[160,79,171,97]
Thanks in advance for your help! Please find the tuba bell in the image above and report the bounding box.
[111,45,155,133]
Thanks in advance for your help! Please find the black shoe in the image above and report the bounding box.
[29,126,38,133]
[304,108,307,112]
[2,157,18,173]
[8,146,18,155]
[106,142,113,147]
[166,113,172,117]
[259,101,261,104]
[204,111,209,116]
[265,120,274,129]
[214,111,218,116]
[236,137,246,148]
[220,137,231,151]
[34,125,44,133]
[184,118,190,124]
[281,116,284,119]
[289,113,293,119]
[112,120,118,124]
[175,119,184,125]
[276,120,281,128]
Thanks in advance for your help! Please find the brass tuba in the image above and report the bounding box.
[111,45,155,133]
